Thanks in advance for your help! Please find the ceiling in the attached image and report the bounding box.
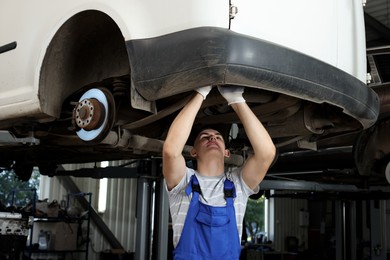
[365,0,390,48]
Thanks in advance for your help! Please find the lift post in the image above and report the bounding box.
[370,200,387,260]
[135,175,151,260]
[134,159,169,260]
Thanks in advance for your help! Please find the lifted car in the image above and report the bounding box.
[0,0,381,183]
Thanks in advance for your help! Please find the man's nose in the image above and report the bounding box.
[209,135,216,141]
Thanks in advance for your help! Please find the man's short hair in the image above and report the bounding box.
[188,124,230,147]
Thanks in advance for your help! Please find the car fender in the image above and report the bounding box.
[0,0,228,122]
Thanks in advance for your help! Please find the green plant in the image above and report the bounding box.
[244,195,265,241]
[0,167,39,209]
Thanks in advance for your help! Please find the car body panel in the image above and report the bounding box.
[0,0,366,122]
[230,0,367,83]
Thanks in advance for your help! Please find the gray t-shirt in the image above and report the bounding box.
[165,167,259,248]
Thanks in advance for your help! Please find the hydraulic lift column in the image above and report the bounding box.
[370,200,387,260]
[135,159,169,260]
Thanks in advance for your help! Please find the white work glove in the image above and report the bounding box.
[195,86,213,100]
[218,86,245,105]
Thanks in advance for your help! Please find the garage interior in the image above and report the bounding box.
[2,1,390,260]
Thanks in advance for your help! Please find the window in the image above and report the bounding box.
[244,194,266,243]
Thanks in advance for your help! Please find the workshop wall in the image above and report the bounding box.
[39,161,138,259]
[272,191,308,252]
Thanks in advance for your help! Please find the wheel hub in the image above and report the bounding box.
[74,98,105,131]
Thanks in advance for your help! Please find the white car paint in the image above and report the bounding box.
[0,0,366,121]
[231,0,366,83]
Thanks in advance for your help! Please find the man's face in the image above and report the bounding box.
[192,129,230,158]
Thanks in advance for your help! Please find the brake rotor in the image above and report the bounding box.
[73,88,115,142]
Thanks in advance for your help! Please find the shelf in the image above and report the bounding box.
[26,248,88,253]
[33,216,88,222]
[24,192,92,260]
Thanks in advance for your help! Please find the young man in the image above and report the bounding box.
[163,86,276,260]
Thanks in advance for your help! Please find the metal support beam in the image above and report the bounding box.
[347,201,357,260]
[154,179,169,260]
[135,177,151,260]
[335,200,344,260]
[370,200,387,260]
[53,166,139,178]
[56,175,124,249]
[260,179,359,192]
[334,200,359,260]
[148,159,169,260]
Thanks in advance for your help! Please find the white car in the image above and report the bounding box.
[0,0,379,180]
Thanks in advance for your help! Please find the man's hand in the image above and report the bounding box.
[218,86,245,105]
[196,86,213,100]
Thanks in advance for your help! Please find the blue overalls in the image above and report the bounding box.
[174,174,241,260]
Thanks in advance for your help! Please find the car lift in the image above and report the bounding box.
[51,158,169,260]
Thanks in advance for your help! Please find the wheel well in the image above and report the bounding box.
[39,10,130,118]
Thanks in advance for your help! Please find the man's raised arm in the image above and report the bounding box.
[162,86,212,190]
[218,86,276,190]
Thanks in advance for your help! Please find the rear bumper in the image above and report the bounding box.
[126,26,379,129]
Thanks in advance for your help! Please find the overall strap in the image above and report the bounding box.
[185,174,202,196]
[186,174,236,204]
[223,178,236,206]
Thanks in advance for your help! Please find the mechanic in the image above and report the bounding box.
[162,85,276,259]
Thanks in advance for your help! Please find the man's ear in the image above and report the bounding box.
[190,148,198,158]
[224,149,231,158]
